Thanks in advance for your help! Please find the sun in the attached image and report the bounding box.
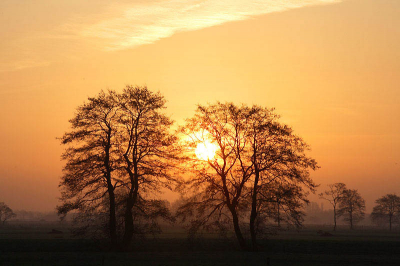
[195,141,218,161]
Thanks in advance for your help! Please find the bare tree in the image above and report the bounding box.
[58,87,179,246]
[337,189,365,230]
[116,85,178,246]
[244,105,318,250]
[177,103,250,250]
[319,183,347,231]
[57,90,120,244]
[176,103,318,251]
[0,202,16,224]
[257,181,310,229]
[371,194,400,231]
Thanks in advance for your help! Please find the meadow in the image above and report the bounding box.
[1,222,400,265]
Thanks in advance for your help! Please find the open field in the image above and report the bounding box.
[1,223,400,265]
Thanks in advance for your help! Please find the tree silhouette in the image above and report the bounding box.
[256,181,309,229]
[116,85,178,246]
[177,103,250,250]
[337,189,365,230]
[58,86,178,246]
[319,183,347,231]
[0,202,16,224]
[244,105,317,249]
[371,194,400,231]
[176,102,318,251]
[58,90,120,243]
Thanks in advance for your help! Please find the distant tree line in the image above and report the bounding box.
[320,183,400,231]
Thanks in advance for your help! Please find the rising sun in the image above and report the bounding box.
[195,141,218,161]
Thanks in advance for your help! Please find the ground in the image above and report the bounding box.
[1,222,400,265]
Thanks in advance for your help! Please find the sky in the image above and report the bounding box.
[0,0,399,212]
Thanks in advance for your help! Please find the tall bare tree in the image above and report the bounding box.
[177,103,250,250]
[244,105,318,250]
[59,87,178,246]
[319,183,347,231]
[176,103,318,251]
[117,85,178,246]
[371,194,400,231]
[337,189,365,230]
[58,90,120,243]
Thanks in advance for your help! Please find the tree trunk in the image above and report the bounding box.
[122,191,134,247]
[277,203,281,227]
[230,207,247,250]
[390,214,392,232]
[105,131,117,244]
[108,188,117,244]
[249,171,260,251]
[122,157,139,247]
[105,165,117,244]
[333,206,337,231]
[349,211,353,230]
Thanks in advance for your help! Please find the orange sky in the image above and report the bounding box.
[1,0,399,212]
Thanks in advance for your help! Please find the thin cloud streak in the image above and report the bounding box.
[72,0,342,51]
[1,0,342,72]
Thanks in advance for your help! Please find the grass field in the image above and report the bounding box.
[1,222,400,265]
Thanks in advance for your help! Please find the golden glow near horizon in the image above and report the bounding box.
[0,0,399,212]
[195,141,218,161]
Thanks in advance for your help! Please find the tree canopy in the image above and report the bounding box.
[58,92,319,250]
[319,183,347,231]
[337,189,366,230]
[0,202,16,224]
[58,86,178,246]
[371,194,400,231]
[58,90,120,242]
[176,102,318,250]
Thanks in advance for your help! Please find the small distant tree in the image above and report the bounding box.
[258,181,309,229]
[337,189,365,230]
[319,183,347,231]
[0,202,16,224]
[371,194,400,231]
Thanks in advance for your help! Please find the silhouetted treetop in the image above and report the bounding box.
[371,193,400,231]
[337,189,365,230]
[319,183,347,231]
[176,102,318,251]
[0,202,16,224]
[58,86,179,246]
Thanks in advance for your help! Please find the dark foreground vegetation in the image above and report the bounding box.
[1,222,400,266]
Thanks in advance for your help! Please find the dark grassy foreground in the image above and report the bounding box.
[1,223,400,265]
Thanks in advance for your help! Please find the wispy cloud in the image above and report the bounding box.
[1,0,342,72]
[69,0,342,51]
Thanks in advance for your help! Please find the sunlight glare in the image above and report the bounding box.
[195,141,218,161]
